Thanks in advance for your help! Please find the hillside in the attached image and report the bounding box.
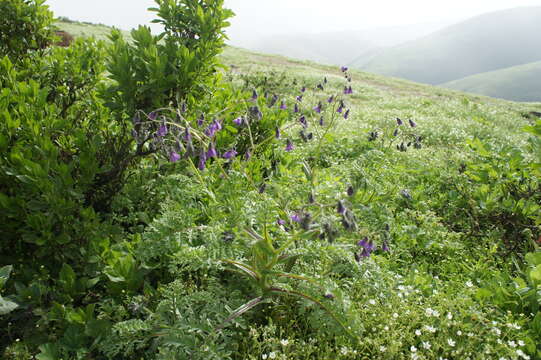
[442,61,541,102]
[358,7,541,85]
[5,16,541,360]
[54,19,132,41]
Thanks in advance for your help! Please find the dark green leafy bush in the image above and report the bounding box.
[0,0,54,62]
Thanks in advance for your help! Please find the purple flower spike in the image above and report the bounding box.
[290,213,301,223]
[299,115,307,128]
[347,86,353,94]
[214,119,222,131]
[408,119,417,128]
[344,109,350,119]
[344,86,349,95]
[223,149,238,160]
[277,218,286,226]
[233,117,243,126]
[396,117,403,126]
[149,111,158,121]
[296,95,303,102]
[337,105,344,113]
[280,101,287,110]
[327,95,334,103]
[313,102,322,114]
[198,152,207,170]
[183,126,191,142]
[169,151,181,163]
[294,104,299,113]
[285,139,294,152]
[157,124,168,137]
[251,89,258,101]
[275,127,281,139]
[206,144,217,158]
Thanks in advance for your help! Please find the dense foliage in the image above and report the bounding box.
[1,1,540,359]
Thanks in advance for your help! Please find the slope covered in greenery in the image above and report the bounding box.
[441,61,541,102]
[357,7,541,85]
[2,3,541,360]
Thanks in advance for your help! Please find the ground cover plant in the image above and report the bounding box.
[1,1,540,359]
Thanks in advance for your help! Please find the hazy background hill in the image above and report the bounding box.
[357,7,541,85]
[441,61,541,102]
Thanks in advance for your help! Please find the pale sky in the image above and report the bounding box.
[45,0,541,45]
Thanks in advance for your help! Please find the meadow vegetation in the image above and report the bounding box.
[1,1,540,359]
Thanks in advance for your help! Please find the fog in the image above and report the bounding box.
[46,0,541,46]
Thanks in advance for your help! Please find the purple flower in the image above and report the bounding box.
[319,116,324,126]
[183,126,191,142]
[382,240,390,252]
[280,101,287,110]
[347,186,354,197]
[290,213,301,223]
[149,111,158,121]
[299,115,307,128]
[294,104,299,113]
[301,86,306,93]
[251,89,258,101]
[347,86,353,94]
[327,95,334,103]
[285,139,294,152]
[296,95,303,102]
[344,86,349,95]
[356,237,375,260]
[408,119,417,128]
[344,109,350,119]
[223,149,237,160]
[277,218,286,226]
[324,77,328,84]
[197,114,205,127]
[133,112,141,125]
[157,124,168,137]
[341,66,348,72]
[337,105,344,114]
[337,200,346,215]
[313,102,322,114]
[169,151,181,163]
[396,117,403,126]
[206,144,217,158]
[198,151,207,170]
[268,94,279,107]
[275,127,281,139]
[206,119,223,137]
[245,151,252,160]
[324,293,334,299]
[233,117,243,126]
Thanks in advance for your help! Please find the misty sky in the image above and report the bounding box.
[45,0,541,46]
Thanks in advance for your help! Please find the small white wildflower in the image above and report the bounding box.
[447,338,456,347]
[508,341,517,348]
[411,345,417,353]
[262,355,268,360]
[341,347,348,355]
[467,333,474,337]
[447,312,453,320]
[411,354,420,360]
[499,357,507,360]
[507,323,521,330]
[518,340,525,346]
[516,349,530,359]
[380,346,387,352]
[269,352,276,359]
[497,339,503,345]
[422,341,431,350]
[465,280,473,288]
[432,310,440,317]
[456,330,462,336]
[492,328,501,336]
[425,308,434,316]
[424,325,437,333]
[369,299,376,305]
[384,326,389,331]
[415,329,422,336]
[393,313,399,318]
[280,339,289,346]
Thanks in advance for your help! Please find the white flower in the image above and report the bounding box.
[341,347,348,355]
[425,308,434,316]
[492,328,501,336]
[508,341,517,348]
[422,341,431,350]
[380,346,387,352]
[269,352,276,359]
[456,330,462,336]
[516,349,530,359]
[411,354,420,360]
[497,339,503,345]
[415,329,422,336]
[499,357,507,360]
[424,325,437,333]
[518,340,525,346]
[369,299,376,305]
[507,323,521,330]
[432,310,440,317]
[467,332,474,337]
[393,313,399,318]
[384,326,389,331]
[280,339,289,346]
[447,338,456,347]
[465,280,473,288]
[410,346,417,353]
[262,355,268,360]
[447,312,453,320]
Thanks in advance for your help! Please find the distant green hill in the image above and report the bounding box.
[54,19,132,42]
[441,61,541,102]
[357,7,541,85]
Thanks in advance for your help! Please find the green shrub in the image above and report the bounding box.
[0,0,54,62]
